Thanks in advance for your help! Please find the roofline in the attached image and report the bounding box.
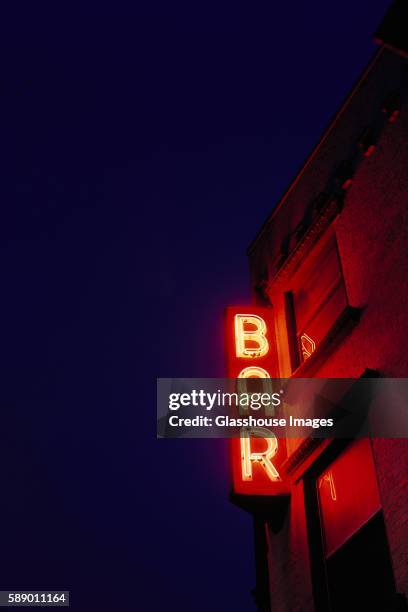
[247,44,385,256]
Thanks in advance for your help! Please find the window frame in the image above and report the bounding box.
[302,438,396,612]
[282,229,356,376]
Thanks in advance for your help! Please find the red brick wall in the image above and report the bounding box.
[266,480,314,612]
[372,439,408,595]
[251,46,408,609]
[317,74,408,597]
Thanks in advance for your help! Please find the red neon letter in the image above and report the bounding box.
[240,427,281,481]
[234,314,269,358]
[237,366,270,378]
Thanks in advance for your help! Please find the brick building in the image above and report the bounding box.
[238,2,408,610]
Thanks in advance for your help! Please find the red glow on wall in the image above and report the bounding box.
[317,438,382,558]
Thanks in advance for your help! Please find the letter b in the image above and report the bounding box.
[234,314,269,358]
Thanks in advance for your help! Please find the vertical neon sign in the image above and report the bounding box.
[225,306,289,496]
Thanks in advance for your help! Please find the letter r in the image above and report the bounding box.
[240,427,281,481]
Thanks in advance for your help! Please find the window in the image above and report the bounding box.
[317,438,381,558]
[316,440,396,612]
[304,439,397,612]
[286,234,348,368]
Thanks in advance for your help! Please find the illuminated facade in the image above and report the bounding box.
[231,2,408,610]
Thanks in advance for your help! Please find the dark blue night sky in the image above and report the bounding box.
[0,2,390,610]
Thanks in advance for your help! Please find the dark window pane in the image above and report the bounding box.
[298,281,347,360]
[292,237,347,363]
[326,512,396,612]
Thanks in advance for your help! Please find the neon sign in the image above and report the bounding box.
[234,314,269,359]
[240,427,281,482]
[301,333,316,360]
[224,307,279,379]
[225,306,289,497]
